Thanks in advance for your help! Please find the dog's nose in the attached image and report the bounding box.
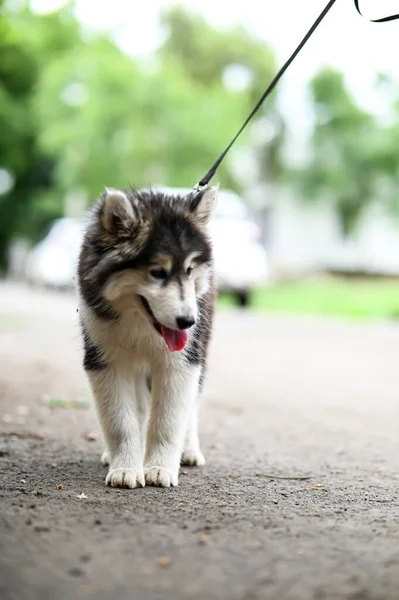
[176,316,196,330]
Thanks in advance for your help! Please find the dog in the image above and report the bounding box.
[77,185,217,488]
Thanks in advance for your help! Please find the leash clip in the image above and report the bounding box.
[193,182,205,194]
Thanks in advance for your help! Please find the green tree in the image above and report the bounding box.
[159,6,285,183]
[32,5,284,200]
[0,1,83,264]
[0,2,285,268]
[0,1,44,264]
[32,37,247,195]
[298,67,399,234]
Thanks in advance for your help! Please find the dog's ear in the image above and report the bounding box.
[101,188,135,234]
[188,185,218,226]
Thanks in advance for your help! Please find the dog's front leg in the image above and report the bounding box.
[144,361,201,487]
[88,368,145,489]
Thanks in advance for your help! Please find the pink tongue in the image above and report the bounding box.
[160,326,188,352]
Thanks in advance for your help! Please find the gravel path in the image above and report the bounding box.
[1,283,399,600]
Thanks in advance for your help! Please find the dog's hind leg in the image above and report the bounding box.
[101,449,110,466]
[181,400,205,466]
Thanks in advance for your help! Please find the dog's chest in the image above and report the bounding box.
[92,309,167,368]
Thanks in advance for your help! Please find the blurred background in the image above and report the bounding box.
[2,4,399,596]
[2,0,399,317]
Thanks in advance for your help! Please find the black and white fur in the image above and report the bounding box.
[77,186,217,488]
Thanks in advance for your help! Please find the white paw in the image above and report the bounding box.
[101,450,110,466]
[181,448,206,466]
[105,467,145,489]
[145,466,178,487]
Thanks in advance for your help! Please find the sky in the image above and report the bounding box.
[30,0,399,140]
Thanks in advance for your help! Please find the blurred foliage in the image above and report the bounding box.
[1,1,399,268]
[0,1,80,262]
[0,1,281,265]
[160,6,276,103]
[160,6,285,181]
[295,68,399,235]
[0,0,47,262]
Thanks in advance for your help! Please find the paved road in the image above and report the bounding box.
[1,282,399,600]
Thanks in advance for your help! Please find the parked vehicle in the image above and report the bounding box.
[24,188,268,305]
[24,218,84,290]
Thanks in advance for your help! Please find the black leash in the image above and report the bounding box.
[354,0,399,23]
[194,0,399,191]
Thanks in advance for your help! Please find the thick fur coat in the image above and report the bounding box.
[77,186,217,488]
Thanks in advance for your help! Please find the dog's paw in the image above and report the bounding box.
[145,466,178,487]
[181,448,206,466]
[101,450,110,467]
[105,467,145,489]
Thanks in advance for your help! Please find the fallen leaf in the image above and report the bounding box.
[36,489,46,496]
[309,482,326,490]
[212,442,224,450]
[158,556,171,568]
[51,463,57,468]
[181,470,188,475]
[256,473,312,481]
[20,479,26,484]
[79,584,98,597]
[77,492,87,499]
[2,432,43,440]
[199,535,209,544]
[34,526,50,533]
[56,483,63,490]
[345,587,368,599]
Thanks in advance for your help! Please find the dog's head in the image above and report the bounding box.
[79,186,218,351]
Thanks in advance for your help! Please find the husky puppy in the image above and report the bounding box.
[77,186,217,488]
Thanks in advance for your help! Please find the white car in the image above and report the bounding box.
[25,218,84,290]
[24,188,268,305]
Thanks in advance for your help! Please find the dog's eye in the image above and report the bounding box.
[150,268,168,280]
[186,266,193,276]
